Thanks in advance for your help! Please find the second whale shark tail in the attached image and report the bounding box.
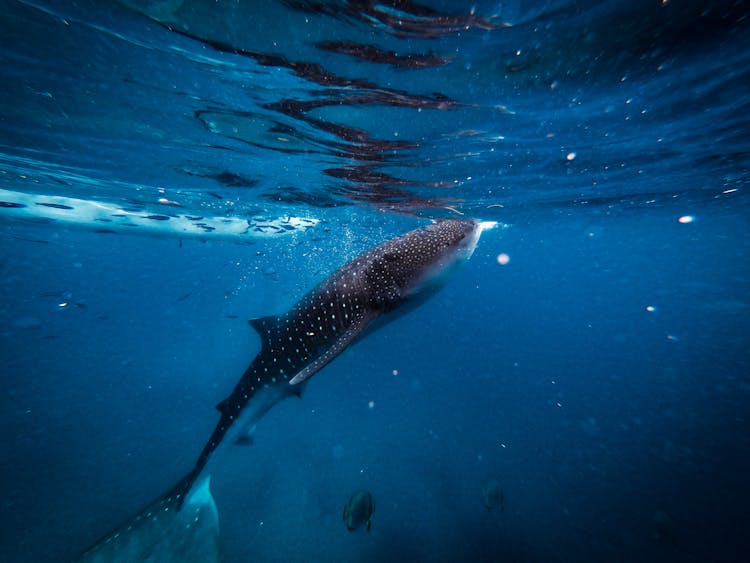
[74,473,219,563]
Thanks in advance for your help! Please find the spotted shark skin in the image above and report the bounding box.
[75,219,495,559]
[77,476,220,563]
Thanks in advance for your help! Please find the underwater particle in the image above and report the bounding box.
[566,152,576,161]
[392,369,398,376]
[646,305,656,312]
[343,490,375,532]
[677,215,694,224]
[481,479,504,511]
[367,400,375,409]
[580,416,600,436]
[496,253,510,265]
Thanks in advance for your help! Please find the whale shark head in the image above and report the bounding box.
[443,219,498,262]
[363,219,497,308]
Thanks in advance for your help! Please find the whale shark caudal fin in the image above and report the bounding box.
[75,474,219,563]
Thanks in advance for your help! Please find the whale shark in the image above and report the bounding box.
[75,218,496,560]
[181,219,497,494]
[77,476,220,563]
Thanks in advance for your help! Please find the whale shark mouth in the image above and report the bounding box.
[477,220,499,232]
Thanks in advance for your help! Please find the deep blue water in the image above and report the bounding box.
[1,1,749,561]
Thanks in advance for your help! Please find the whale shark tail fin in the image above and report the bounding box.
[75,472,219,563]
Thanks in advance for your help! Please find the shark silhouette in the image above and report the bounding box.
[76,218,496,560]
[185,219,497,491]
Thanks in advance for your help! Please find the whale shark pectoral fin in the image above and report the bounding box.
[234,430,255,446]
[289,311,377,385]
[233,421,260,446]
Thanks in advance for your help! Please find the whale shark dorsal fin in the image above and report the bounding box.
[248,315,278,337]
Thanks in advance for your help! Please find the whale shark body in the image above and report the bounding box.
[78,476,220,563]
[184,219,497,493]
[76,219,496,560]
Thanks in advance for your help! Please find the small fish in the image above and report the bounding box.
[343,490,375,532]
[481,479,504,511]
[39,290,65,298]
[36,202,74,210]
[13,236,49,244]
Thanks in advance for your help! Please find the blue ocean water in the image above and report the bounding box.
[1,0,749,561]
